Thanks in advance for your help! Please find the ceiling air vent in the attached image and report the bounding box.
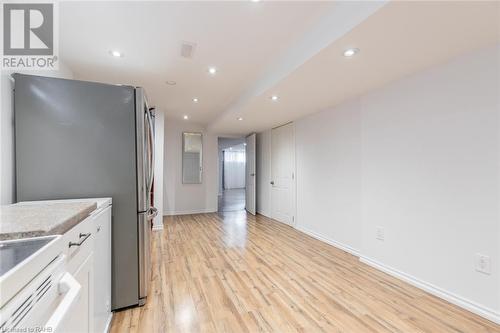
[180,41,196,59]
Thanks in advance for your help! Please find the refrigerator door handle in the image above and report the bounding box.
[146,108,155,194]
[147,206,158,220]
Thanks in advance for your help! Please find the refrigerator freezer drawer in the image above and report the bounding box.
[137,211,151,303]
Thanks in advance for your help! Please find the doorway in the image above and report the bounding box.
[218,137,246,212]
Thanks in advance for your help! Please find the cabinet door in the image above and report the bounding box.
[59,253,94,333]
[93,206,112,333]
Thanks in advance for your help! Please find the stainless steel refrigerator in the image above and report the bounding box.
[13,73,157,310]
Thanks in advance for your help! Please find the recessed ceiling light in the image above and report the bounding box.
[237,117,243,121]
[244,143,247,146]
[343,48,359,57]
[193,98,199,103]
[110,50,123,57]
[229,147,233,150]
[208,67,217,75]
[251,0,261,2]
[166,80,176,85]
[183,115,189,120]
[271,95,279,101]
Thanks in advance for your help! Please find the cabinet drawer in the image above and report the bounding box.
[63,215,94,274]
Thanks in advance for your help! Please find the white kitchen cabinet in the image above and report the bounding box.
[59,253,94,333]
[9,198,112,333]
[57,198,112,333]
[92,205,112,333]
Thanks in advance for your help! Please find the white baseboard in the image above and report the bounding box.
[295,225,361,257]
[256,210,272,219]
[360,256,500,325]
[163,208,217,216]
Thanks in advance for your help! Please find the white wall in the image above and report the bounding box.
[296,99,362,254]
[358,44,499,319]
[256,130,272,217]
[163,117,218,215]
[262,44,500,322]
[0,64,74,205]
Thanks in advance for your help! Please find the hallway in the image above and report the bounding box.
[217,188,245,212]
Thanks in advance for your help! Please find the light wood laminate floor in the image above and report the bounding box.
[110,211,500,333]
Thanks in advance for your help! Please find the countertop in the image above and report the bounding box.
[0,201,97,241]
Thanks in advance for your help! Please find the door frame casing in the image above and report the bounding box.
[245,133,257,215]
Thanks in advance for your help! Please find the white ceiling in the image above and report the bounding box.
[60,1,500,136]
[60,1,330,124]
[210,1,500,135]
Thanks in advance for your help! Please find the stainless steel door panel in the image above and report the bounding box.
[137,212,150,303]
[138,207,158,304]
[13,74,139,310]
[136,90,156,306]
[135,88,148,212]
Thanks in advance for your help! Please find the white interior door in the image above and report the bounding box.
[271,123,295,225]
[245,133,256,215]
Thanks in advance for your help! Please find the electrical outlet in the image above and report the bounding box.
[475,254,491,275]
[376,226,385,241]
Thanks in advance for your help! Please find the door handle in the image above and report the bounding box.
[69,233,91,247]
[147,206,158,220]
[250,173,255,177]
[270,181,274,185]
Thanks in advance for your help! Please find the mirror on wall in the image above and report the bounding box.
[182,132,203,184]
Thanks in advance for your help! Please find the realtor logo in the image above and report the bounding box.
[1,2,58,69]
